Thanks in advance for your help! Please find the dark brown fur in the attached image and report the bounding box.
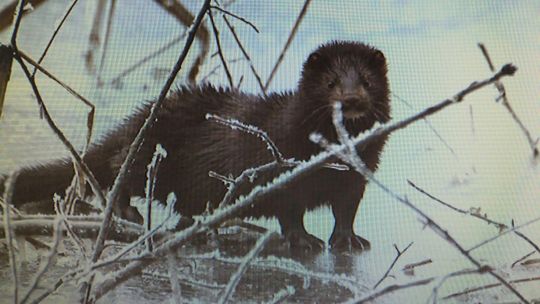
[1,41,390,251]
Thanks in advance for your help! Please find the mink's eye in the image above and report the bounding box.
[360,76,371,88]
[327,80,336,89]
[363,80,371,88]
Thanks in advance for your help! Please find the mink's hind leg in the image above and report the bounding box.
[278,208,324,252]
[329,183,370,252]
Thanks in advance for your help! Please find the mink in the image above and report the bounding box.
[0,41,391,251]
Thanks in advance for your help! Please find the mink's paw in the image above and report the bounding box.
[329,231,370,252]
[120,206,144,225]
[284,230,325,252]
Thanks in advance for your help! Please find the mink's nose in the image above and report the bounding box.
[343,97,369,112]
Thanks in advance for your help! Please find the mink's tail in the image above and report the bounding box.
[0,147,116,210]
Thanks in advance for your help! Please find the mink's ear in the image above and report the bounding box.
[307,51,321,65]
[372,50,386,64]
[367,49,387,70]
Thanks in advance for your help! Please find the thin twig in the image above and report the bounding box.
[153,0,210,83]
[208,7,234,87]
[31,0,80,78]
[109,32,186,84]
[409,180,540,255]
[443,275,540,301]
[18,50,95,151]
[478,43,538,157]
[20,218,62,304]
[222,15,266,95]
[467,215,540,253]
[428,266,492,303]
[408,180,504,228]
[264,0,312,91]
[210,5,259,33]
[218,231,276,304]
[511,251,536,268]
[2,171,21,304]
[392,93,458,159]
[373,242,414,289]
[402,259,432,276]
[144,144,167,252]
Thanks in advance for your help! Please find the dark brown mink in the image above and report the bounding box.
[0,41,391,251]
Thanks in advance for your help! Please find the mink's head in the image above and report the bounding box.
[298,41,390,131]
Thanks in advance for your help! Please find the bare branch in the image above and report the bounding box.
[392,93,458,159]
[511,251,536,268]
[351,267,489,304]
[468,215,540,253]
[208,8,234,87]
[402,259,432,276]
[478,43,538,157]
[409,180,540,255]
[373,242,413,289]
[443,274,540,301]
[18,50,96,151]
[210,5,259,33]
[264,0,312,91]
[408,180,505,228]
[218,231,276,304]
[222,15,266,95]
[31,0,80,78]
[153,0,210,83]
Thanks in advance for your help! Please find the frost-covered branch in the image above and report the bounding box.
[20,218,62,304]
[207,113,288,163]
[218,231,276,304]
[145,144,168,252]
[2,171,20,303]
